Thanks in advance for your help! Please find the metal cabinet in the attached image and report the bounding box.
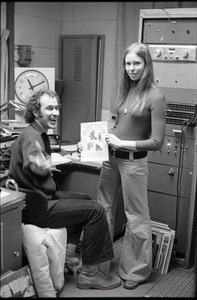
[59,35,105,144]
[0,189,25,275]
[138,8,197,268]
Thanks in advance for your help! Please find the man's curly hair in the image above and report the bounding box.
[24,89,61,123]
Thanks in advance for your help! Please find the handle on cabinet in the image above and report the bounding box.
[168,168,175,176]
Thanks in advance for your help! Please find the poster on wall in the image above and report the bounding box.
[80,121,109,162]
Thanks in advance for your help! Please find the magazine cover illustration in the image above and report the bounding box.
[80,121,109,162]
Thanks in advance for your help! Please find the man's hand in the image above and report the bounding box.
[29,140,52,171]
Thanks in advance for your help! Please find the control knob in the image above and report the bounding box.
[154,49,162,57]
[181,50,189,58]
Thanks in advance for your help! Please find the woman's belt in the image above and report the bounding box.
[109,145,147,160]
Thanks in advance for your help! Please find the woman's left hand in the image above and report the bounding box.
[105,134,122,149]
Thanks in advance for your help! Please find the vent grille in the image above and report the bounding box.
[74,45,82,81]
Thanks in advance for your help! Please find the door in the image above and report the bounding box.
[59,35,104,144]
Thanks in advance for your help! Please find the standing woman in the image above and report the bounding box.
[97,43,166,289]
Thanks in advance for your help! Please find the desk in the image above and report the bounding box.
[0,151,127,240]
[0,188,26,275]
[54,155,127,239]
[56,159,102,199]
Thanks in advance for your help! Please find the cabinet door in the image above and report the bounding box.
[59,35,104,144]
[1,203,22,274]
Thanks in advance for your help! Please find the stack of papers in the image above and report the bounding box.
[64,152,81,161]
[51,153,72,165]
[151,220,175,274]
[2,120,27,132]
[61,144,77,152]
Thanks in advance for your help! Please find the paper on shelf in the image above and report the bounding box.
[61,144,77,152]
[64,152,81,161]
[51,153,72,165]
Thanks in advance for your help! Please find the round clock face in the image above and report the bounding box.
[15,69,49,104]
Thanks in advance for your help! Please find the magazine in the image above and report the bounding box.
[80,121,109,162]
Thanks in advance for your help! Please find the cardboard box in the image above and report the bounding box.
[0,266,37,298]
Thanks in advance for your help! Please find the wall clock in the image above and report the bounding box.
[15,67,55,104]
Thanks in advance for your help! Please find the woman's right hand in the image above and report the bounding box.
[77,141,83,154]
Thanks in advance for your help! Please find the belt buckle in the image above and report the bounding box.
[110,147,116,158]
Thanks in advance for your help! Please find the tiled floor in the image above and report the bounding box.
[58,258,157,298]
[58,239,196,298]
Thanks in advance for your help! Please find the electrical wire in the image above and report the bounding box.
[175,120,188,234]
[160,8,171,42]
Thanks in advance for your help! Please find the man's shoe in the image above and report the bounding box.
[123,280,140,290]
[77,265,121,290]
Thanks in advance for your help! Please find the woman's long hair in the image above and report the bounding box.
[114,43,156,115]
